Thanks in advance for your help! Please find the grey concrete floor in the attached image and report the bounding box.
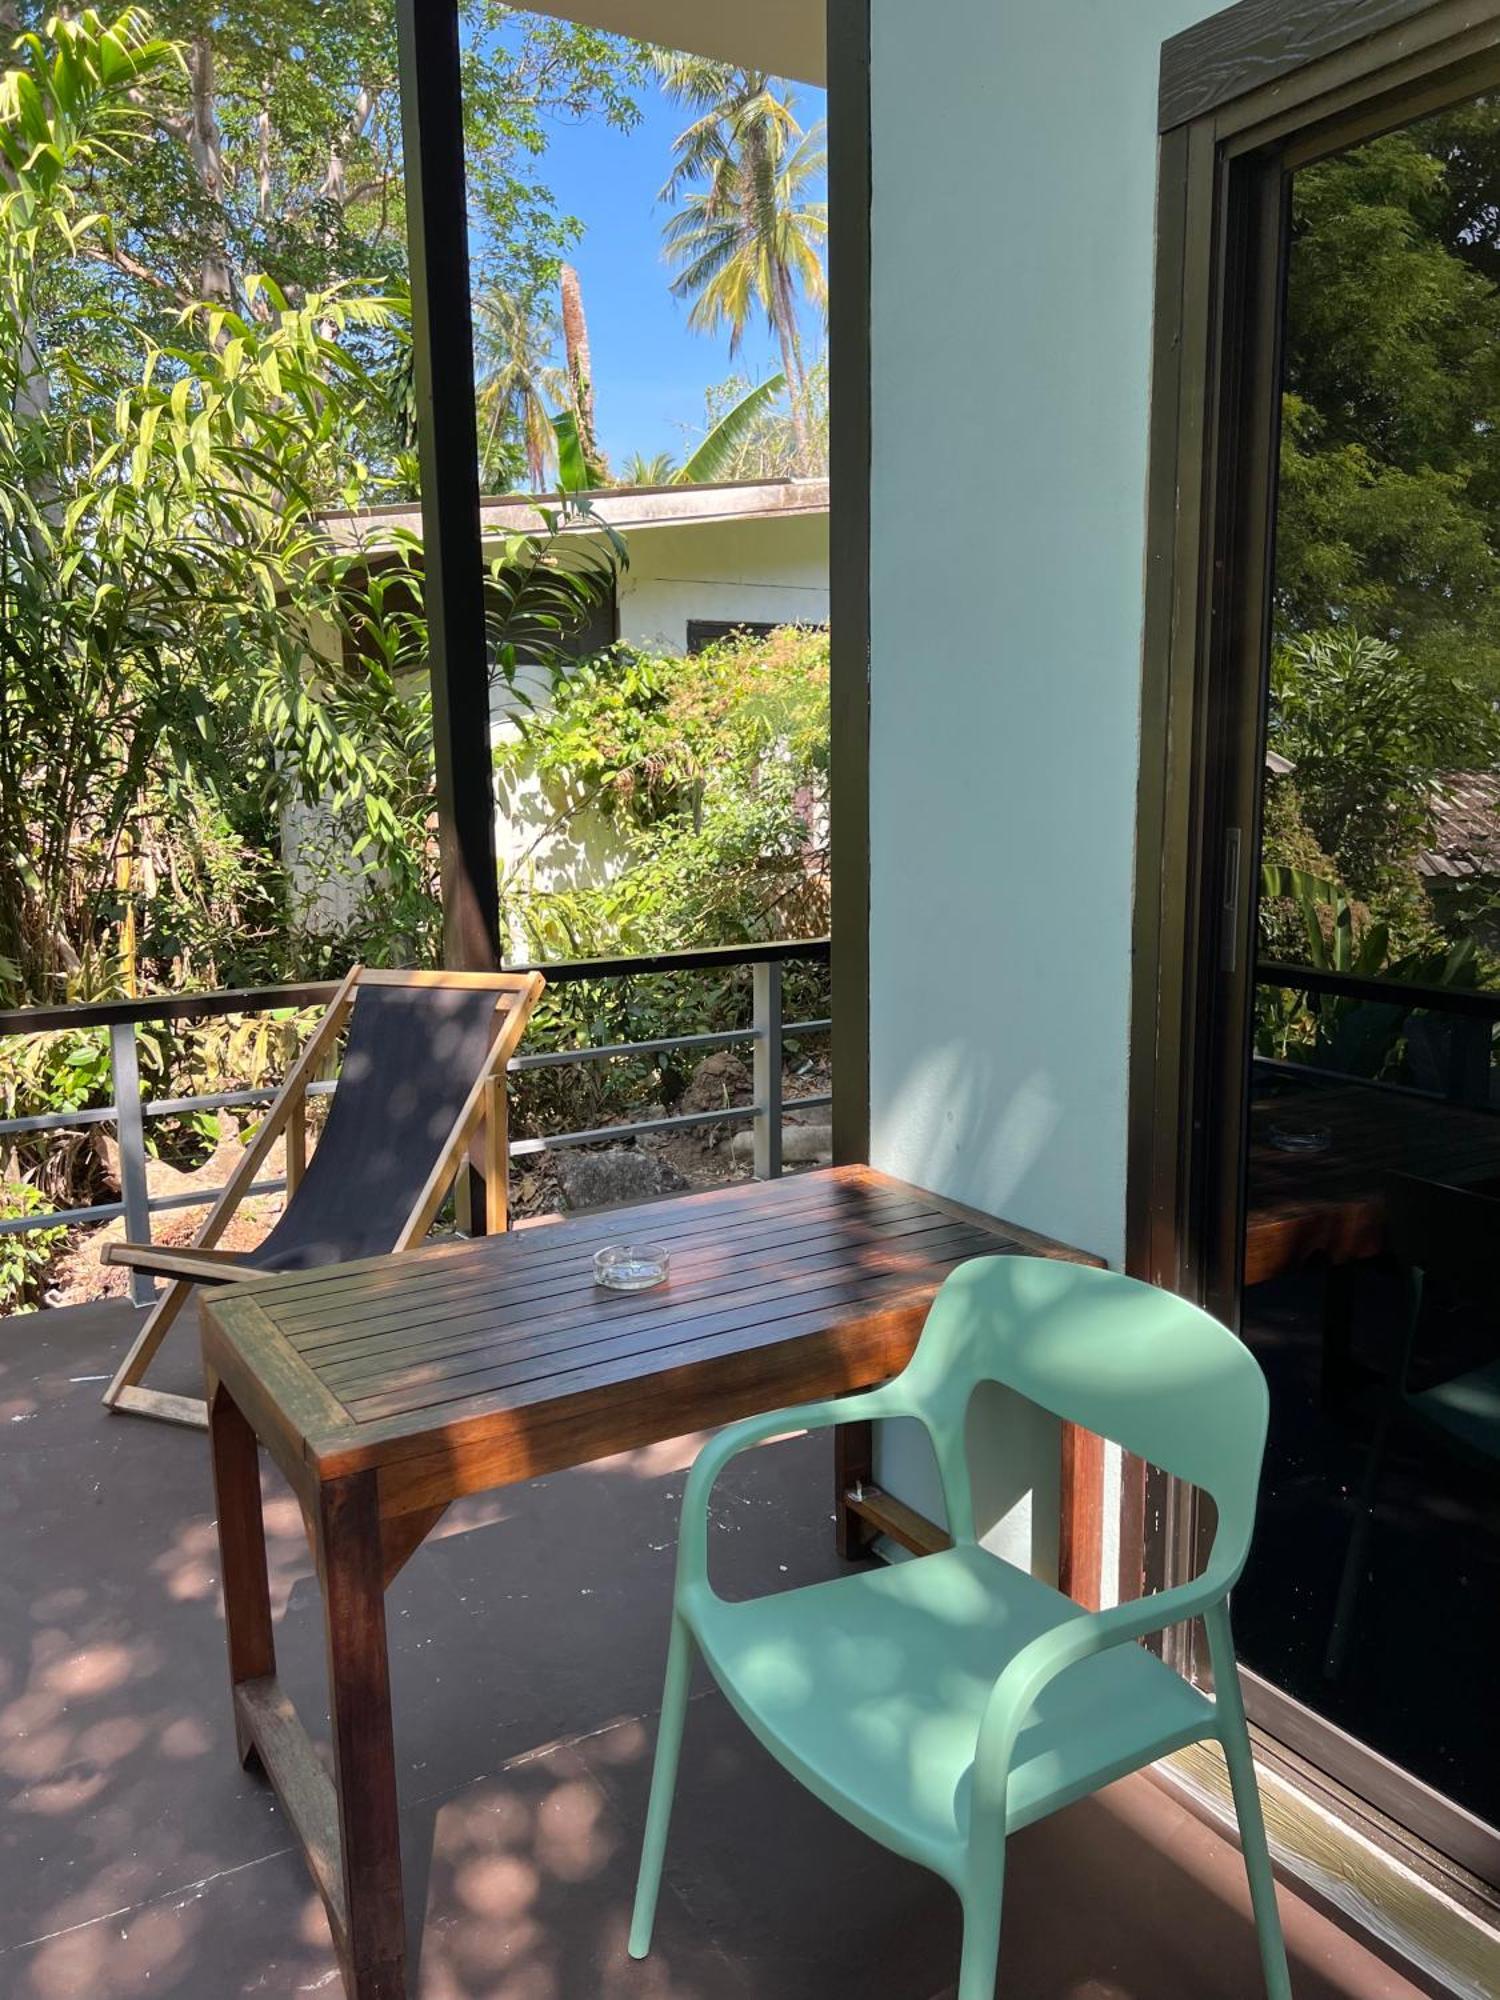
[0,1296,1442,1999]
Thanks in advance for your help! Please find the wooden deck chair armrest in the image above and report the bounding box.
[102,1242,253,1285]
[188,964,361,1253]
[676,1385,916,1601]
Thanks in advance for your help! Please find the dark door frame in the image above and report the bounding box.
[827,0,873,1170]
[1131,0,1500,1893]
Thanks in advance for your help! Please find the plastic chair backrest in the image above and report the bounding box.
[897,1256,1269,1563]
[1386,1170,1500,1302]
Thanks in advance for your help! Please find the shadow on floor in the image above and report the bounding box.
[0,1296,1443,1998]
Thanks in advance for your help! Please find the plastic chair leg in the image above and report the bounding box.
[1223,1719,1294,2000]
[628,1614,695,1960]
[1209,1609,1293,2000]
[957,1856,1005,2000]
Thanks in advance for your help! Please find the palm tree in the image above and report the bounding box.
[652,55,826,467]
[559,263,609,485]
[472,283,567,492]
[621,450,677,486]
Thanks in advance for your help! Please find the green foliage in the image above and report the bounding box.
[0,11,627,1004]
[682,361,826,483]
[620,450,677,486]
[498,624,830,962]
[1268,630,1500,901]
[1279,112,1500,691]
[654,55,825,475]
[1255,856,1484,1079]
[0,1181,64,1313]
[3,0,641,413]
[674,373,788,483]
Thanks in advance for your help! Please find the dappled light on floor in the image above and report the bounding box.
[0,1297,1434,1999]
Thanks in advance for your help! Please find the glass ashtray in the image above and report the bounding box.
[594,1243,671,1292]
[1267,1123,1333,1155]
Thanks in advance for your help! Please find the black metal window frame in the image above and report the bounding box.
[1135,0,1500,1901]
[393,0,872,1165]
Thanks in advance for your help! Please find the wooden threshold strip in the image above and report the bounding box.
[235,1677,347,1944]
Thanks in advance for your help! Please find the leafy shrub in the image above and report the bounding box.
[499,626,830,961]
[0,1182,64,1314]
[497,625,831,1132]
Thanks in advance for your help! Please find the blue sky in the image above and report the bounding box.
[509,52,826,470]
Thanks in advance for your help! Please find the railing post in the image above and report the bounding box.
[753,960,784,1181]
[108,1021,155,1307]
[1444,1015,1493,1107]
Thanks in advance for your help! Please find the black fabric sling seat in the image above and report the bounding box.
[246,981,503,1273]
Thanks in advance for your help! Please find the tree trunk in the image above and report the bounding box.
[187,35,235,304]
[771,274,811,471]
[560,264,608,484]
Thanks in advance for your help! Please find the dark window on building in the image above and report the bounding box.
[502,575,618,667]
[686,617,825,654]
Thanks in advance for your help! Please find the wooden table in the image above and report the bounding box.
[1245,1070,1500,1286]
[202,1165,1094,2000]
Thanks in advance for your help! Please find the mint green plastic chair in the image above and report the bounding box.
[628,1255,1292,2000]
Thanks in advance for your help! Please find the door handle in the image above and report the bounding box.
[1221,826,1243,975]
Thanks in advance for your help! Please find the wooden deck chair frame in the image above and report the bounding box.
[100,966,545,1432]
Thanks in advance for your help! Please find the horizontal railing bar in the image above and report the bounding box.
[511,1027,757,1070]
[0,1199,123,1235]
[1258,960,1500,1023]
[0,939,831,1039]
[0,984,340,1038]
[508,1092,835,1159]
[511,1016,831,1074]
[147,1177,286,1216]
[0,1177,288,1240]
[0,1077,337,1141]
[517,938,830,982]
[0,1104,119,1137]
[141,1079,338,1120]
[1252,1054,1475,1108]
[509,1104,757,1156]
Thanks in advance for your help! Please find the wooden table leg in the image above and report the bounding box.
[317,1471,407,2000]
[207,1375,275,1769]
[1321,1261,1358,1407]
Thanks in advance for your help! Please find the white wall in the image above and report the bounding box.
[617,512,829,653]
[865,0,1214,1559]
[493,511,829,941]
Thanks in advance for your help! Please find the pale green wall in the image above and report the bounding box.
[865,0,1215,1555]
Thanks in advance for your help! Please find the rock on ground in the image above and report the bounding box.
[679,1049,753,1113]
[555,1146,688,1213]
[730,1120,833,1168]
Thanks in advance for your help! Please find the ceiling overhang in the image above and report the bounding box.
[517,0,825,86]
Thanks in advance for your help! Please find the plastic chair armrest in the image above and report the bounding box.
[675,1384,914,1597]
[970,1563,1238,1829]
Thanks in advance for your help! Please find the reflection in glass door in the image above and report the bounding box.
[1233,98,1500,1847]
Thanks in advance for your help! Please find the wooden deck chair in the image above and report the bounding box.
[100,966,545,1432]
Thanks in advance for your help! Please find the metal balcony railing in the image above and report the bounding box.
[0,940,832,1307]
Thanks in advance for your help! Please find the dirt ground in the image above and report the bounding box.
[38,1052,832,1311]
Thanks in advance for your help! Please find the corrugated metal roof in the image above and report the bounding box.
[1419,772,1500,881]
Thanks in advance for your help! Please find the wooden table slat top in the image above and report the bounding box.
[203,1166,1079,1500]
[1245,1070,1500,1284]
